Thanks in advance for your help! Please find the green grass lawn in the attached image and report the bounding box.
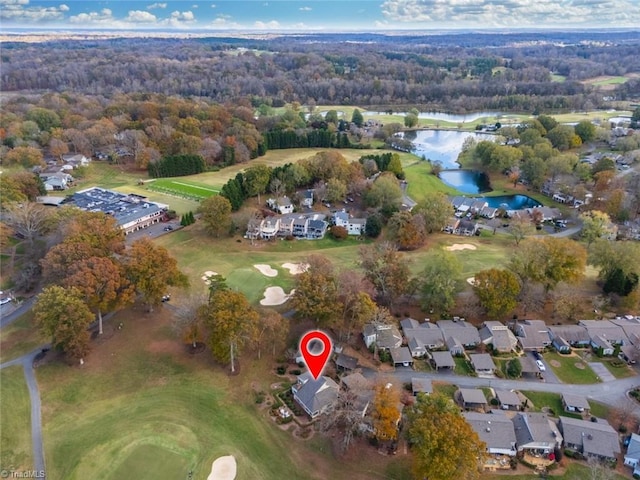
[403,160,462,202]
[432,382,458,400]
[544,352,600,384]
[0,365,33,472]
[454,357,474,376]
[599,358,636,379]
[0,311,45,363]
[484,463,628,480]
[519,391,580,418]
[147,178,219,201]
[588,76,629,86]
[106,444,190,480]
[551,74,567,83]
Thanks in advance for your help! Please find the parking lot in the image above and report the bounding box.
[126,220,181,243]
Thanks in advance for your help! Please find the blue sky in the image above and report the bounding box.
[1,0,639,30]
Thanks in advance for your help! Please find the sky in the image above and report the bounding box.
[1,0,640,31]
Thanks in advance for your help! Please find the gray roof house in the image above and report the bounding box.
[458,388,488,411]
[479,321,518,353]
[495,390,521,411]
[512,413,563,454]
[437,320,481,349]
[624,433,640,476]
[464,412,517,457]
[514,320,551,351]
[548,325,591,353]
[302,189,314,208]
[390,346,413,367]
[411,378,433,396]
[340,372,373,418]
[335,353,358,371]
[562,393,590,415]
[429,351,455,370]
[292,374,339,418]
[559,416,620,462]
[469,353,496,375]
[403,321,445,357]
[579,320,630,346]
[362,324,402,350]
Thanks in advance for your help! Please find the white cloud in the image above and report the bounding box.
[254,20,280,29]
[146,2,167,9]
[380,0,640,27]
[165,10,196,26]
[69,8,115,25]
[210,3,216,7]
[299,6,312,11]
[0,0,69,22]
[125,10,157,23]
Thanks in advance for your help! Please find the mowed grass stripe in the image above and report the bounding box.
[147,179,219,200]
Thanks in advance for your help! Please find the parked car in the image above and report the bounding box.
[161,294,171,302]
[536,359,546,372]
[163,225,173,231]
[533,351,542,360]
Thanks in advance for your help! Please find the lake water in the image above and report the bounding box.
[364,111,504,123]
[439,170,491,194]
[483,194,541,210]
[405,129,494,169]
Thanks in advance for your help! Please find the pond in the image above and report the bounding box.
[405,129,495,169]
[439,170,491,194]
[483,194,541,210]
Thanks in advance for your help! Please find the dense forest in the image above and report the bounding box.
[1,31,639,112]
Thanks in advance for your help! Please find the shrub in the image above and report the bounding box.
[330,225,348,240]
[290,369,301,376]
[276,366,287,375]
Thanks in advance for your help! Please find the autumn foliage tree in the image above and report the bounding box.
[473,268,521,318]
[198,195,233,237]
[358,242,411,307]
[371,381,402,443]
[407,393,486,480]
[34,285,94,363]
[124,237,188,311]
[291,255,341,329]
[199,288,259,373]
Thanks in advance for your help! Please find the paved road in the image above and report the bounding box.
[1,347,48,478]
[0,296,36,328]
[362,367,640,413]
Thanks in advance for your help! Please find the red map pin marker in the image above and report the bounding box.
[300,330,332,381]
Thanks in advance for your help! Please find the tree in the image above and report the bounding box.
[358,242,411,307]
[371,381,402,442]
[547,153,576,182]
[521,156,547,190]
[387,211,427,251]
[473,268,521,318]
[253,308,289,359]
[325,177,347,203]
[337,270,376,341]
[407,393,485,480]
[173,291,208,348]
[580,210,612,249]
[3,202,51,245]
[546,125,576,151]
[64,256,134,335]
[414,191,452,234]
[506,358,522,378]
[404,113,418,128]
[365,173,403,214]
[291,255,340,328]
[508,215,533,246]
[3,146,44,168]
[199,289,259,373]
[33,285,93,363]
[418,250,462,314]
[351,108,363,127]
[243,164,272,204]
[320,378,370,452]
[536,114,557,133]
[364,213,383,238]
[198,195,233,237]
[575,120,596,143]
[124,237,188,311]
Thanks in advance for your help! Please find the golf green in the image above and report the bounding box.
[107,444,190,480]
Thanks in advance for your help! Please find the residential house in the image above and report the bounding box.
[335,353,358,372]
[61,153,90,168]
[292,216,308,237]
[291,373,339,418]
[443,217,461,234]
[548,325,591,353]
[562,393,590,416]
[437,320,481,351]
[451,196,474,213]
[611,317,640,345]
[390,347,413,367]
[495,390,521,411]
[445,336,465,356]
[512,412,563,454]
[277,214,295,237]
[333,210,350,227]
[470,199,488,214]
[302,189,314,208]
[456,219,478,236]
[559,416,620,462]
[402,319,445,357]
[513,320,551,352]
[519,356,541,377]
[267,197,294,214]
[40,171,73,191]
[347,218,366,236]
[591,335,615,356]
[479,206,498,219]
[259,217,280,239]
[362,323,402,351]
[579,319,629,350]
[479,321,518,353]
[411,378,433,396]
[527,206,561,221]
[624,433,640,476]
[307,218,328,239]
[429,351,455,371]
[458,388,488,411]
[341,372,373,418]
[464,412,518,457]
[469,353,496,375]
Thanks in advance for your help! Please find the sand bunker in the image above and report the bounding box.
[281,262,310,275]
[260,286,295,306]
[201,271,219,284]
[445,244,477,251]
[207,455,237,480]
[254,264,278,277]
[466,277,476,286]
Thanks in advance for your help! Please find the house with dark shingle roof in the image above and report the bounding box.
[362,323,402,351]
[548,325,590,353]
[437,320,481,350]
[512,412,562,454]
[469,353,496,375]
[479,321,518,353]
[562,393,590,415]
[458,388,488,411]
[292,374,339,418]
[513,320,551,352]
[559,416,620,462]
[464,412,517,457]
[495,390,521,411]
[624,433,640,476]
[411,377,433,396]
[390,346,413,367]
[429,351,455,370]
[335,353,358,372]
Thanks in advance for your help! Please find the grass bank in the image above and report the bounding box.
[0,365,33,472]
